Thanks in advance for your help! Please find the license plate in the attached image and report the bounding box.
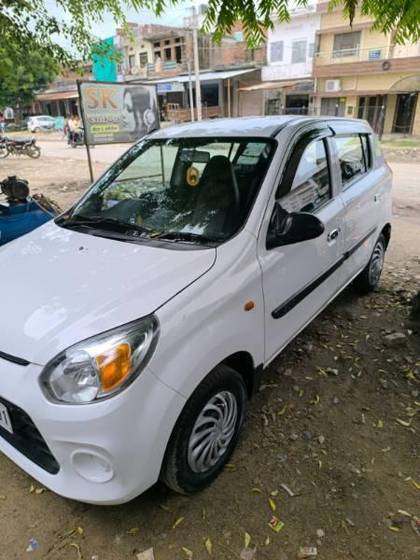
[0,403,13,434]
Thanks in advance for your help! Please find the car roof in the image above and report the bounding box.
[149,115,372,140]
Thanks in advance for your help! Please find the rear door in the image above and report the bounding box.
[258,126,345,363]
[331,132,382,286]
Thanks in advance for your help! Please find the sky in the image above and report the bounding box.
[45,0,200,43]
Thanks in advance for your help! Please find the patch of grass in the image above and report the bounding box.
[381,137,420,149]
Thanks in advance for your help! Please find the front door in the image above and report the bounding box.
[258,132,344,363]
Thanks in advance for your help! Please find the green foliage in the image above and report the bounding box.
[0,0,419,75]
[0,49,58,107]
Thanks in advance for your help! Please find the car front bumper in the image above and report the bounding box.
[0,356,185,504]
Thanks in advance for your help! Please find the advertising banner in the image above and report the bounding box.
[78,81,160,145]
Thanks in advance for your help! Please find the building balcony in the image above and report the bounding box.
[120,60,190,81]
[314,44,420,77]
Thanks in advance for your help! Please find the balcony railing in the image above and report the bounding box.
[315,43,420,65]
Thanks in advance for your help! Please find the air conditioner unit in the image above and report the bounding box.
[325,79,341,92]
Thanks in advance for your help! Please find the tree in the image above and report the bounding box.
[0,0,419,68]
[0,49,58,109]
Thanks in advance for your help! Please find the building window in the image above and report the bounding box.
[308,42,315,58]
[270,41,284,62]
[292,40,307,63]
[128,54,135,69]
[175,45,182,63]
[164,39,170,45]
[175,37,181,43]
[153,41,160,48]
[139,52,148,67]
[164,47,172,60]
[333,31,361,57]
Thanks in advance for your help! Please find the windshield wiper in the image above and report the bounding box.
[58,216,153,236]
[152,231,221,245]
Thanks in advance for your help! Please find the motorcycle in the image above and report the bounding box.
[0,136,41,158]
[68,128,84,148]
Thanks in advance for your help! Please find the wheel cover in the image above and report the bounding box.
[368,240,384,286]
[187,391,238,474]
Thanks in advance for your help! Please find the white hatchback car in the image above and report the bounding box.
[0,116,392,504]
[27,115,55,132]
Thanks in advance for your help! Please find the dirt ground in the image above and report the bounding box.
[0,143,419,560]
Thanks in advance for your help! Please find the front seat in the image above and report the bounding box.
[191,155,240,238]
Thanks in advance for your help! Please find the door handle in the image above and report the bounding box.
[327,228,339,242]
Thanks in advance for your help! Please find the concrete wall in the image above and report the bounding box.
[412,95,420,136]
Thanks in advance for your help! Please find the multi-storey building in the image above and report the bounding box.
[238,1,320,116]
[116,22,265,121]
[313,1,420,135]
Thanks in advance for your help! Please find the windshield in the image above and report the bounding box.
[60,137,275,245]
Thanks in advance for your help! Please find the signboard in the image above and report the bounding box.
[157,82,185,94]
[78,81,160,145]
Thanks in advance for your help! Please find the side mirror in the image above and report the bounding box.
[266,202,325,250]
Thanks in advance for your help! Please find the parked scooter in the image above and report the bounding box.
[0,136,41,158]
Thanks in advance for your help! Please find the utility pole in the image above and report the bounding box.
[187,60,195,121]
[192,6,202,121]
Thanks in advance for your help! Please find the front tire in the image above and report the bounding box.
[26,145,41,158]
[353,233,386,293]
[161,364,247,495]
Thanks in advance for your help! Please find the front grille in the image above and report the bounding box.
[0,396,59,474]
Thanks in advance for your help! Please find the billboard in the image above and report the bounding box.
[78,81,160,145]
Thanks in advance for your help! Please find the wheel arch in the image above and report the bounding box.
[381,223,391,248]
[221,351,263,397]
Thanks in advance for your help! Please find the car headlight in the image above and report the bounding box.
[40,316,159,404]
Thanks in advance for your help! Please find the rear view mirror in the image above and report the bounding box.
[266,202,325,249]
[180,149,210,164]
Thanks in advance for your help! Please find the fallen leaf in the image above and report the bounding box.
[396,418,412,427]
[268,516,284,533]
[136,548,154,560]
[172,517,185,530]
[270,490,279,497]
[277,405,287,416]
[182,546,193,559]
[244,532,251,548]
[411,480,420,490]
[264,536,270,545]
[310,395,320,405]
[388,526,400,532]
[268,497,276,512]
[204,538,212,556]
[126,527,140,535]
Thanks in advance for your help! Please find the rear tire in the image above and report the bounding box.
[353,233,386,294]
[161,364,247,495]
